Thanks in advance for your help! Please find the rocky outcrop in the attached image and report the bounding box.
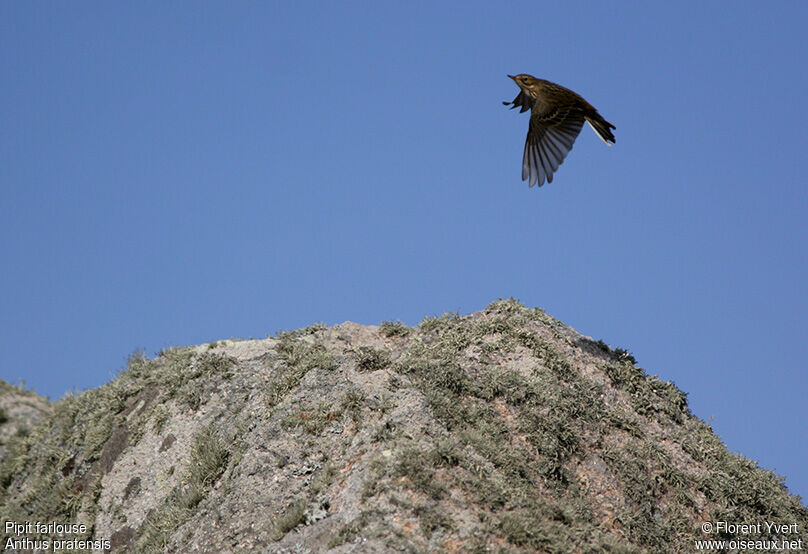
[1,299,805,552]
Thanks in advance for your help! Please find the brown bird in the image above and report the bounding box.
[504,74,615,187]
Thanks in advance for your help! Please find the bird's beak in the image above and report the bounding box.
[507,74,516,80]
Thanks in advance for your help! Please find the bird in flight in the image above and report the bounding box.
[503,74,615,187]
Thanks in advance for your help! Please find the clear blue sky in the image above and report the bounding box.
[2,2,806,500]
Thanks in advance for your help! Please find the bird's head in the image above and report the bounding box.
[503,74,540,112]
[508,74,540,94]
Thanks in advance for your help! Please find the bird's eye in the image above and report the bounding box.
[520,77,530,84]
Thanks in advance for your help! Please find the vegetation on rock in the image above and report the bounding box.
[1,299,805,552]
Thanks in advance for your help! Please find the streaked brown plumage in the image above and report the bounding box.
[504,74,615,187]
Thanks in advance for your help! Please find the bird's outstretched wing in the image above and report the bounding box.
[523,106,585,187]
[502,90,534,113]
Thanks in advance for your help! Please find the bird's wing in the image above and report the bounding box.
[523,106,585,187]
[502,90,534,113]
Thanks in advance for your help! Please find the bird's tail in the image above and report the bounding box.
[586,113,616,145]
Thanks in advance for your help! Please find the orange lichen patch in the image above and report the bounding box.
[598,506,618,532]
[393,515,417,536]
[442,537,465,552]
[493,399,511,420]
[492,399,532,451]
[489,535,511,550]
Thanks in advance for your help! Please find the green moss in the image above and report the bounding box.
[351,346,392,372]
[413,502,453,538]
[3,302,806,553]
[266,336,338,407]
[485,297,531,316]
[607,406,645,438]
[310,463,337,495]
[151,405,170,433]
[0,434,28,489]
[327,510,374,548]
[371,420,396,443]
[274,322,328,340]
[282,402,339,435]
[512,328,574,380]
[428,438,462,468]
[268,498,307,541]
[385,301,702,551]
[187,426,230,488]
[379,320,411,337]
[393,445,446,499]
[136,424,231,552]
[0,417,100,545]
[361,457,389,500]
[604,362,690,424]
[83,413,114,460]
[496,511,550,549]
[340,388,365,424]
[612,348,637,366]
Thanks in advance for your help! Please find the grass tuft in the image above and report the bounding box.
[352,346,392,372]
[379,320,411,337]
[269,499,307,541]
[135,424,231,552]
[266,336,338,407]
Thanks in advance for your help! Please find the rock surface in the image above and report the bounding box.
[1,299,806,553]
